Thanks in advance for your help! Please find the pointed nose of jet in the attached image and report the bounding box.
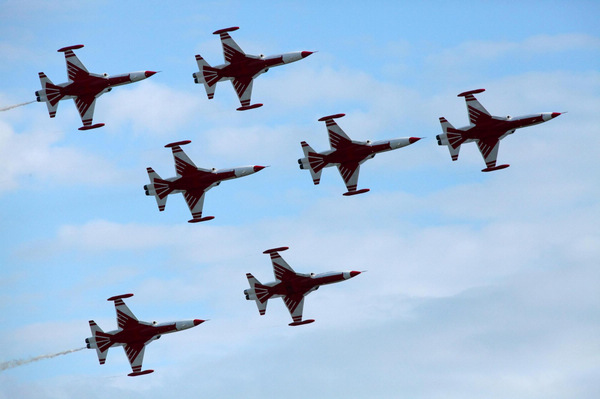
[542,112,563,121]
[193,319,206,326]
[409,137,422,144]
[145,71,158,78]
[343,271,362,279]
[301,51,314,58]
[253,165,267,172]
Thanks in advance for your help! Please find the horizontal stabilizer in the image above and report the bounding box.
[245,273,269,314]
[88,320,111,364]
[145,168,168,211]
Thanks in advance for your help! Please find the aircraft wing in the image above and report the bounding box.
[183,189,207,221]
[268,250,297,282]
[63,48,90,82]
[112,296,139,329]
[217,30,246,63]
[74,96,97,128]
[337,162,361,193]
[283,294,306,324]
[476,138,501,169]
[462,91,491,125]
[231,77,254,108]
[326,120,353,150]
[168,143,201,176]
[123,343,146,375]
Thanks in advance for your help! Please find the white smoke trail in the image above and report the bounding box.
[0,100,36,112]
[0,347,86,372]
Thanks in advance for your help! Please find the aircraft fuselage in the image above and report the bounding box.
[170,169,236,192]
[323,142,390,165]
[109,323,177,345]
[217,56,285,79]
[268,271,358,298]
[460,114,552,141]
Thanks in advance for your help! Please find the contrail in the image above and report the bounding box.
[0,100,36,112]
[0,347,86,372]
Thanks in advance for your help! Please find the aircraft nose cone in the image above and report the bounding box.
[253,165,267,172]
[301,51,314,58]
[551,112,562,118]
[145,71,157,78]
[409,137,421,144]
[193,319,205,326]
[350,271,361,278]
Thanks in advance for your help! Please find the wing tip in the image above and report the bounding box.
[481,164,510,172]
[457,88,485,97]
[107,293,134,301]
[237,103,263,111]
[58,44,84,52]
[128,369,154,377]
[165,140,191,148]
[343,188,370,196]
[318,113,345,122]
[188,216,215,223]
[263,246,289,254]
[289,319,315,326]
[213,26,239,35]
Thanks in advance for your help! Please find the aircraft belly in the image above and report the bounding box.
[327,150,364,165]
[221,62,264,79]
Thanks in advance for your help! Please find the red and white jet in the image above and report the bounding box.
[35,44,157,130]
[193,27,314,110]
[85,293,205,377]
[144,140,266,223]
[436,89,563,172]
[298,113,421,196]
[244,247,362,326]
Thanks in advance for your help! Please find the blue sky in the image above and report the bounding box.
[1,1,599,398]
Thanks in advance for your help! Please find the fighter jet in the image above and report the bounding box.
[35,44,157,130]
[436,88,563,172]
[244,247,362,326]
[192,27,314,110]
[85,293,205,376]
[144,140,266,223]
[298,113,421,196]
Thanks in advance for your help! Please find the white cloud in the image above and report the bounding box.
[428,33,600,67]
[0,119,129,194]
[101,81,204,136]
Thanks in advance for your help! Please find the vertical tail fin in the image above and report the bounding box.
[437,117,462,161]
[36,72,62,118]
[193,55,219,99]
[245,273,270,315]
[144,167,169,211]
[87,320,112,365]
[298,141,324,185]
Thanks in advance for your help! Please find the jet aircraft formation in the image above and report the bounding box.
[27,26,563,376]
